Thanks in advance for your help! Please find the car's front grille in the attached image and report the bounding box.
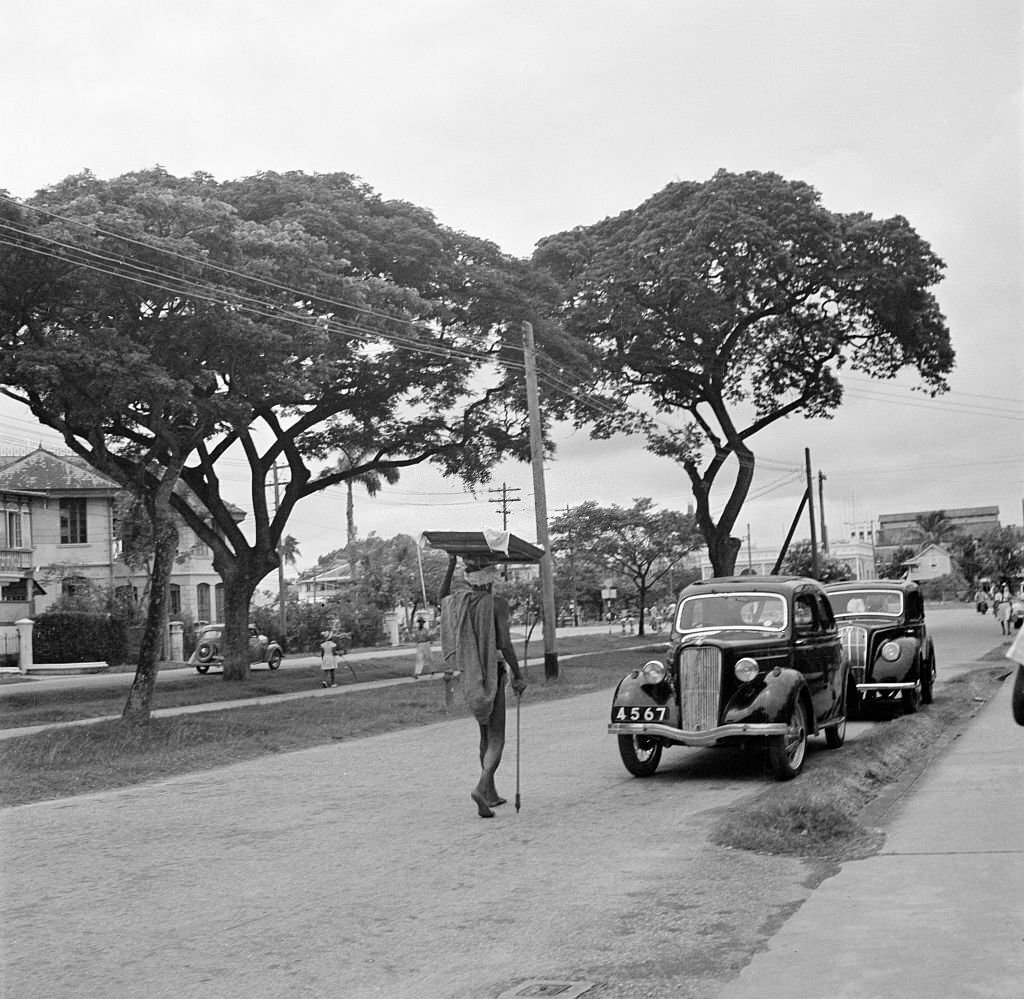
[678,646,721,731]
[839,625,868,671]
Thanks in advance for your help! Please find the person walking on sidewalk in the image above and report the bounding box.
[995,587,1012,637]
[412,616,434,678]
[320,632,340,687]
[440,555,527,818]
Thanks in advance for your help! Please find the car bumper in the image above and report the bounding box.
[608,720,789,747]
[857,681,916,692]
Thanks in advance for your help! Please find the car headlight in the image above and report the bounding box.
[880,642,901,662]
[734,657,759,682]
[641,660,667,683]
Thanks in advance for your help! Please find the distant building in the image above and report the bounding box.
[696,537,875,580]
[901,543,953,582]
[875,507,1000,548]
[296,559,356,604]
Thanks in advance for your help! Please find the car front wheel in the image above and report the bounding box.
[768,700,808,780]
[920,655,935,705]
[845,677,862,721]
[267,650,282,670]
[617,734,663,777]
[902,684,920,714]
[825,715,846,749]
[825,676,848,749]
[195,663,210,674]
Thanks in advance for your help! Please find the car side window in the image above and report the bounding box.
[794,596,817,632]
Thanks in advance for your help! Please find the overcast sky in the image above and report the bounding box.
[2,0,1021,570]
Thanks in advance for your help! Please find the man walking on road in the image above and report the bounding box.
[440,556,527,818]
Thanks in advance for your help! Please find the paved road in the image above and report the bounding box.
[0,607,1011,999]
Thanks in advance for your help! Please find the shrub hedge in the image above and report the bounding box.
[32,611,127,665]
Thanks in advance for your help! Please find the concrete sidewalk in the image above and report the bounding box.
[717,670,1024,999]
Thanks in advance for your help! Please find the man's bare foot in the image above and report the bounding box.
[470,789,495,818]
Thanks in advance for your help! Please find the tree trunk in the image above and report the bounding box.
[221,574,256,682]
[708,533,742,578]
[122,504,179,723]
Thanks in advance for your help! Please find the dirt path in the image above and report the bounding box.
[1,607,1004,999]
[2,688,825,999]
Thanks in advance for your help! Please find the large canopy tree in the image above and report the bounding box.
[534,170,954,575]
[549,498,699,635]
[0,168,572,692]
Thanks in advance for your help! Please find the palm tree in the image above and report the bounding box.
[912,510,960,549]
[279,534,300,569]
[330,449,401,547]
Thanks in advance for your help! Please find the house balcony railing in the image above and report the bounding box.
[0,548,33,573]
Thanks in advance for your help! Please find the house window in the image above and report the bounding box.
[59,498,88,544]
[214,583,224,622]
[169,584,181,616]
[3,511,24,548]
[62,575,90,597]
[197,583,211,622]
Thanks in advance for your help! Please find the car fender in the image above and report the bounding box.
[265,640,283,660]
[723,668,810,731]
[611,671,680,726]
[871,635,921,682]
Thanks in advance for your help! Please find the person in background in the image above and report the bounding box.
[974,586,987,614]
[440,555,527,818]
[412,616,434,678]
[995,586,1013,637]
[1011,592,1024,633]
[320,632,339,687]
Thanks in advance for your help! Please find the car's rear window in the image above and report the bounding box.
[675,592,787,632]
[832,591,903,616]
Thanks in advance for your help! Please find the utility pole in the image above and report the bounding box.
[805,448,820,578]
[562,505,580,626]
[818,471,829,554]
[488,483,522,530]
[522,321,558,679]
[271,463,287,641]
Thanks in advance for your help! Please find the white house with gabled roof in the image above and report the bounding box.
[0,447,228,625]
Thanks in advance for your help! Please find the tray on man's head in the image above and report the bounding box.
[420,531,544,565]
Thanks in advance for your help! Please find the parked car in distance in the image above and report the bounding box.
[188,623,283,674]
[826,579,935,717]
[609,576,848,781]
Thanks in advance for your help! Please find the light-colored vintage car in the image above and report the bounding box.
[188,623,283,674]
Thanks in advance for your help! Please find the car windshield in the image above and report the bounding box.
[833,590,903,616]
[675,592,787,632]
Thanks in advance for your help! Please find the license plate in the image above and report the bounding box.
[611,705,669,723]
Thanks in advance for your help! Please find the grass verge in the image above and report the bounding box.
[0,637,658,807]
[709,665,1010,861]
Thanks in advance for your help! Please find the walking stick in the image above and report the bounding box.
[515,689,522,813]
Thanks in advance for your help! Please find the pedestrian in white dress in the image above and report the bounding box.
[320,633,339,687]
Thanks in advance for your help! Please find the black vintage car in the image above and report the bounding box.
[826,579,936,716]
[609,577,848,781]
